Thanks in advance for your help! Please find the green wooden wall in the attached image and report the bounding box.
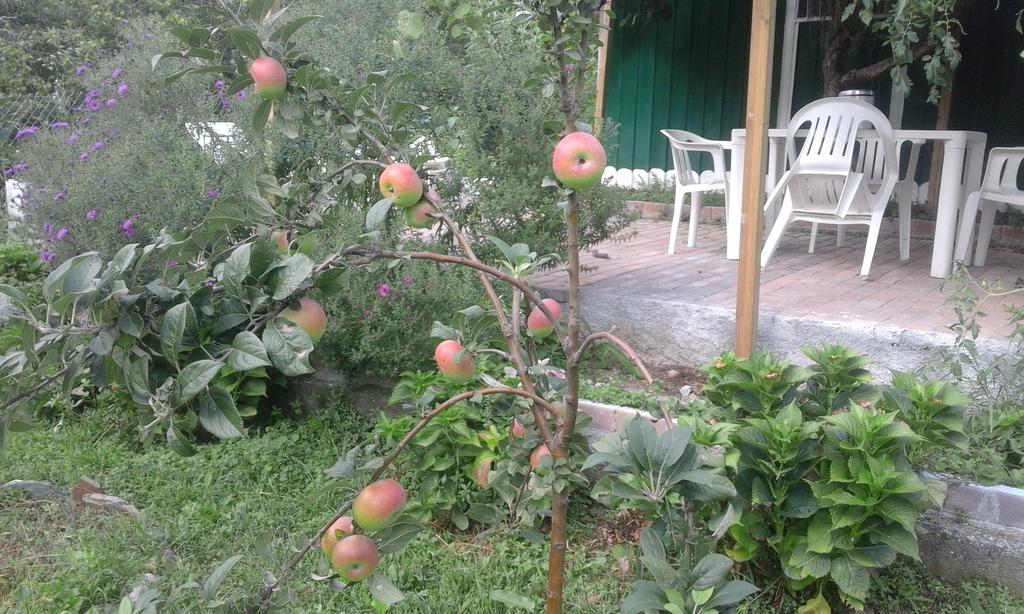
[603,0,753,170]
[604,0,1024,171]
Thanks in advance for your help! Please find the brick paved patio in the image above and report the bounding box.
[532,219,1024,340]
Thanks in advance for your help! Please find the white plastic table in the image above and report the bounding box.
[726,128,988,278]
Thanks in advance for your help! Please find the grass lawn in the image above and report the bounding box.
[1,395,1021,613]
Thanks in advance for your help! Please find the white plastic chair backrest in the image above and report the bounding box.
[981,148,1024,205]
[855,138,923,188]
[784,98,898,215]
[660,129,728,188]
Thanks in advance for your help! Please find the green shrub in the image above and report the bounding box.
[11,20,254,262]
[692,344,966,610]
[291,0,636,259]
[317,247,484,376]
[0,240,45,354]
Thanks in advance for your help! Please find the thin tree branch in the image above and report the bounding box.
[0,366,73,415]
[253,386,563,611]
[572,331,654,385]
[428,204,558,451]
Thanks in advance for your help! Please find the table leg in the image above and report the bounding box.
[727,133,745,260]
[930,143,967,278]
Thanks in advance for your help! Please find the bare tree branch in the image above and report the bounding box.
[253,386,564,611]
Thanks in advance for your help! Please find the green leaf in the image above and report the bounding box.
[166,424,197,456]
[639,527,666,561]
[870,524,920,560]
[42,252,101,302]
[365,198,394,231]
[373,522,420,555]
[161,302,195,370]
[781,481,818,518]
[222,244,252,294]
[176,360,224,405]
[253,99,273,135]
[227,331,273,370]
[128,357,152,405]
[228,28,265,58]
[466,503,498,524]
[201,554,243,599]
[621,581,668,614]
[488,590,536,611]
[199,387,245,439]
[706,580,759,608]
[691,553,733,590]
[151,51,184,71]
[796,594,831,614]
[829,558,870,603]
[270,254,312,300]
[847,544,896,568]
[262,318,314,376]
[271,15,322,44]
[367,572,404,605]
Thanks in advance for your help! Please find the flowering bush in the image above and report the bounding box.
[9,20,252,262]
[318,248,484,375]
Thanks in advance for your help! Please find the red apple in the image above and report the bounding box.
[530,443,551,468]
[320,516,355,556]
[434,339,475,383]
[378,163,423,208]
[331,534,379,582]
[352,478,407,532]
[526,298,562,338]
[248,57,287,100]
[271,229,289,253]
[281,297,327,342]
[511,418,526,438]
[404,200,436,228]
[551,131,607,190]
[471,452,496,488]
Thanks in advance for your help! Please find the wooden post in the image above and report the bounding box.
[593,2,612,135]
[734,0,777,358]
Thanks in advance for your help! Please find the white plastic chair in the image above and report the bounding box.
[660,130,730,254]
[954,147,1024,266]
[760,98,899,277]
[808,137,923,260]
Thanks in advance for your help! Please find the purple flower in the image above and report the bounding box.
[49,121,70,130]
[43,223,53,235]
[39,249,57,263]
[14,126,39,140]
[376,283,392,298]
[54,227,70,241]
[120,18,130,25]
[111,67,123,79]
[234,89,246,100]
[85,208,100,219]
[206,188,220,198]
[86,99,102,112]
[402,276,413,284]
[105,98,118,107]
[79,151,91,161]
[159,106,172,114]
[362,309,372,317]
[120,216,137,238]
[85,89,101,100]
[4,162,29,176]
[74,65,89,76]
[214,80,226,91]
[167,260,179,269]
[67,132,80,145]
[117,81,129,96]
[90,141,106,152]
[54,188,69,202]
